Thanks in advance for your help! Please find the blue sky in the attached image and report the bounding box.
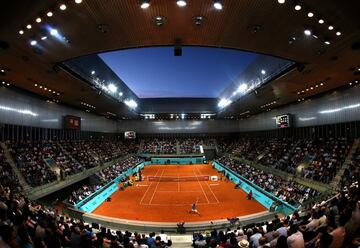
[99,47,257,98]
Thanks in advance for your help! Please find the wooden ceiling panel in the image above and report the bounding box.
[0,0,359,119]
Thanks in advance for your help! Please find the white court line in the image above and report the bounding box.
[139,169,160,205]
[177,171,180,192]
[146,202,219,206]
[196,165,220,204]
[148,169,165,205]
[156,190,203,193]
[192,166,210,204]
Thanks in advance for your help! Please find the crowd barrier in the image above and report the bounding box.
[212,162,296,216]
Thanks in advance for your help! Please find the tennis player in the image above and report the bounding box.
[189,202,200,215]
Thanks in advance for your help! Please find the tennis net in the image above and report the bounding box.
[148,175,210,182]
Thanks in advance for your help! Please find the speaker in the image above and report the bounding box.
[174,46,182,56]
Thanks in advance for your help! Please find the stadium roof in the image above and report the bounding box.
[0,0,359,119]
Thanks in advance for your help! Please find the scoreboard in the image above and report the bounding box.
[64,115,81,130]
[124,131,136,139]
[275,114,291,128]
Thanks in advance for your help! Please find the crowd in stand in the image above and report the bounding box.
[341,146,360,189]
[216,156,319,206]
[217,137,352,184]
[193,162,360,248]
[141,138,177,154]
[6,139,140,187]
[301,138,351,183]
[0,182,172,248]
[67,156,144,205]
[8,141,59,187]
[0,147,22,193]
[0,135,359,248]
[179,138,202,154]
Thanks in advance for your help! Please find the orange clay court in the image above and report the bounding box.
[93,163,267,222]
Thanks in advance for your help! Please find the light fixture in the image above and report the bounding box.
[261,69,266,75]
[30,40,37,46]
[19,30,24,35]
[213,0,223,10]
[307,11,314,18]
[304,29,311,36]
[237,83,248,93]
[59,4,67,10]
[91,70,95,75]
[278,0,285,4]
[324,39,331,45]
[336,31,341,36]
[47,11,53,17]
[318,19,324,24]
[312,32,319,39]
[294,4,301,10]
[36,17,42,23]
[194,16,205,26]
[176,0,187,7]
[140,0,150,9]
[50,29,58,36]
[75,0,82,3]
[288,36,296,44]
[39,85,43,88]
[154,16,166,26]
[124,99,137,109]
[107,83,117,93]
[34,83,38,87]
[328,25,334,30]
[218,98,232,108]
[41,36,48,40]
[119,92,123,96]
[26,24,32,29]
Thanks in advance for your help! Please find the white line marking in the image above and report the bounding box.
[148,169,165,205]
[192,166,210,204]
[139,169,160,205]
[177,170,180,192]
[196,165,220,204]
[209,184,219,186]
[156,190,203,193]
[144,202,219,206]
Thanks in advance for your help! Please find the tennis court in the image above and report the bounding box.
[93,164,267,222]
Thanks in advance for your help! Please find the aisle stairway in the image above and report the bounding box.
[0,142,32,192]
[330,138,360,189]
[176,141,181,154]
[138,139,145,154]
